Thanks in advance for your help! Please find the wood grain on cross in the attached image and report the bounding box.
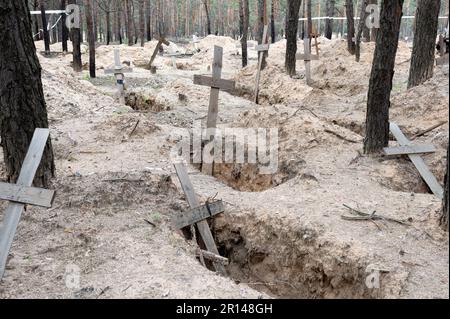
[254,24,270,105]
[0,129,55,279]
[148,37,170,69]
[105,48,133,104]
[193,46,235,175]
[296,37,319,86]
[173,162,226,275]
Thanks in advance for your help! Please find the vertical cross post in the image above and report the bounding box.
[296,37,319,86]
[193,46,235,175]
[174,162,226,275]
[105,48,133,104]
[0,129,55,279]
[254,24,270,105]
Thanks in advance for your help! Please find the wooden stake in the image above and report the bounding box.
[254,24,270,105]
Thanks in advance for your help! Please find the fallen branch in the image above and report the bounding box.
[196,249,229,266]
[129,119,140,138]
[325,129,360,144]
[342,204,412,227]
[411,121,447,140]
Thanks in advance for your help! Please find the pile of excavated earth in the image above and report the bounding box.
[0,35,448,299]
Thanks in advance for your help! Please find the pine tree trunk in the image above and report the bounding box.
[355,0,368,62]
[69,0,82,71]
[61,0,69,52]
[40,0,51,54]
[257,0,268,70]
[271,0,276,43]
[306,0,312,37]
[146,0,152,41]
[203,0,212,35]
[126,0,134,45]
[116,0,123,44]
[285,0,302,76]
[364,0,404,154]
[408,0,441,89]
[239,0,250,67]
[85,0,96,78]
[325,0,335,39]
[139,0,145,46]
[0,0,55,187]
[346,0,356,54]
[106,1,112,45]
[441,144,449,231]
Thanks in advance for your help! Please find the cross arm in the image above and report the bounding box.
[0,183,55,208]
[193,75,235,92]
[173,200,225,229]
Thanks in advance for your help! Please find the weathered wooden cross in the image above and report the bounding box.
[193,46,236,175]
[173,162,227,274]
[384,123,444,199]
[296,36,319,86]
[148,37,170,70]
[105,48,133,104]
[0,129,56,279]
[254,24,270,105]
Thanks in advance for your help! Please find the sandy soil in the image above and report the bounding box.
[0,35,448,299]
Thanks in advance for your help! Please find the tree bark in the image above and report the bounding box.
[139,0,145,46]
[105,1,112,45]
[239,0,250,67]
[257,0,268,70]
[68,0,82,71]
[203,0,212,35]
[40,0,51,54]
[85,0,96,78]
[346,0,356,54]
[125,0,134,45]
[306,0,312,37]
[442,144,449,231]
[325,0,336,39]
[408,0,441,89]
[355,0,368,61]
[271,0,276,43]
[364,0,404,154]
[61,0,69,52]
[0,0,55,187]
[285,0,302,76]
[146,0,152,41]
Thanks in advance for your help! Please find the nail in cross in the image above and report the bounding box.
[0,129,55,279]
[105,48,133,104]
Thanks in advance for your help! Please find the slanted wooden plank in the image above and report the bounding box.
[383,144,436,156]
[255,44,270,52]
[173,200,225,229]
[173,163,226,275]
[254,24,269,105]
[296,53,319,61]
[0,129,50,278]
[0,183,55,208]
[193,75,235,92]
[148,37,169,69]
[390,123,444,199]
[196,249,229,265]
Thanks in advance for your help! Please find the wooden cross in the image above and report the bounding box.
[385,123,444,199]
[296,36,319,86]
[148,37,170,70]
[254,24,270,105]
[0,129,56,279]
[193,46,236,175]
[105,48,133,104]
[173,162,227,275]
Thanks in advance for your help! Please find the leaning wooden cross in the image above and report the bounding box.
[254,24,270,104]
[105,48,133,104]
[384,123,444,199]
[0,129,56,279]
[297,36,319,86]
[173,162,227,274]
[193,46,236,175]
[148,37,170,70]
